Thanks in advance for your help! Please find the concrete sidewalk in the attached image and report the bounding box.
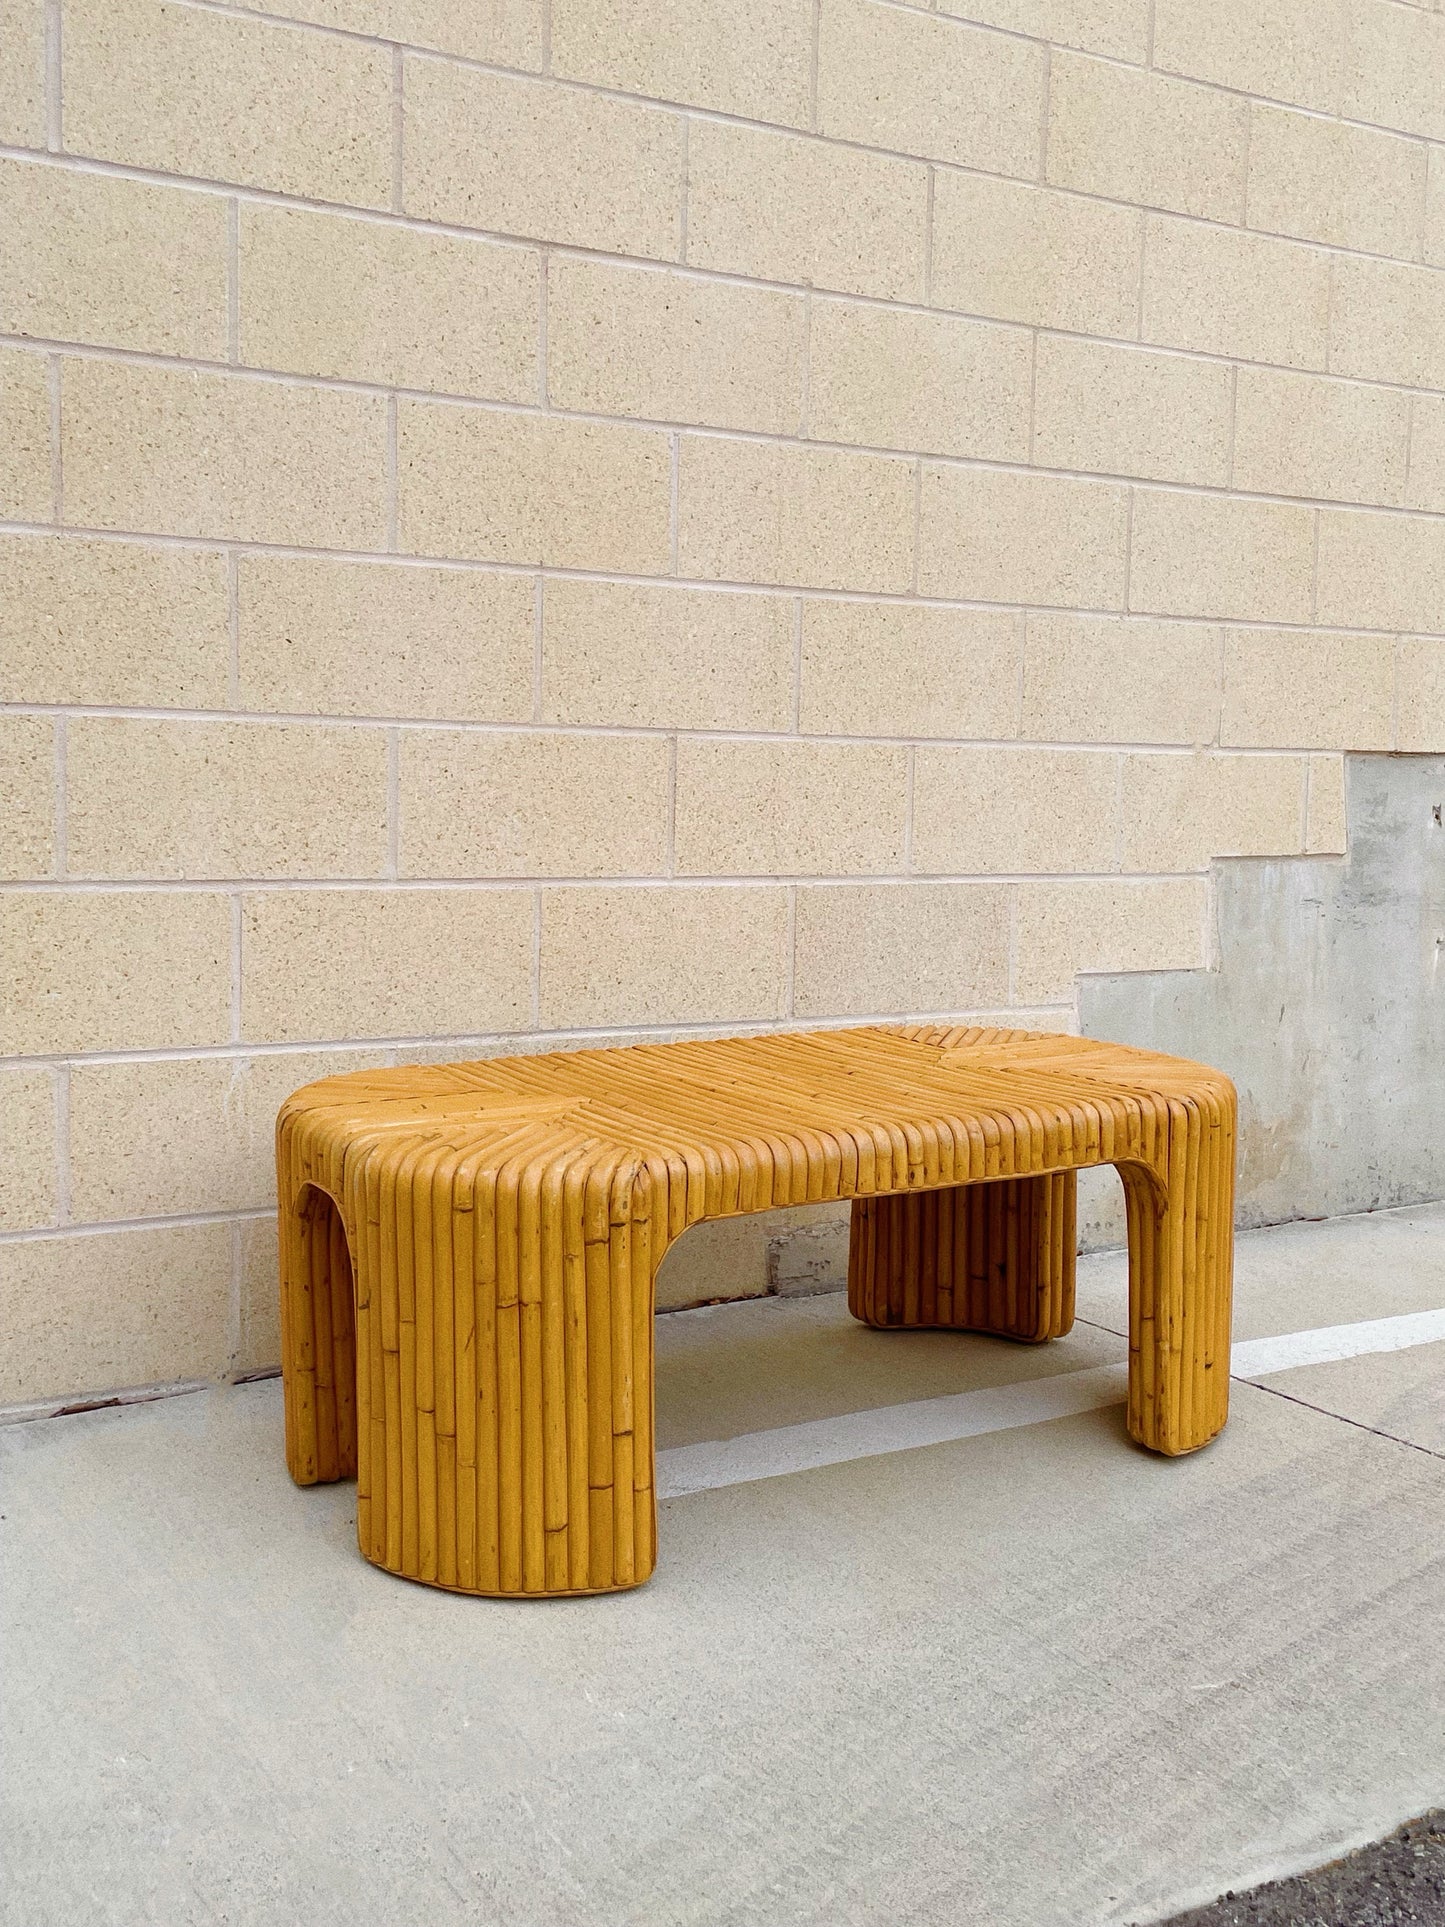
[3,1204,1444,1927]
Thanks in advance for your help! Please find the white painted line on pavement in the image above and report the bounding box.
[656,1307,1445,1500]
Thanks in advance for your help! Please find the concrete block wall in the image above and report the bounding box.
[1,0,1442,1408]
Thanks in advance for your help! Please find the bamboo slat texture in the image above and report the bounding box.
[277,1025,1236,1597]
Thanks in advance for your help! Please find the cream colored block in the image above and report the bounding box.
[539,885,790,1028]
[678,438,914,594]
[1033,338,1232,488]
[1013,878,1206,1004]
[918,467,1129,608]
[817,0,1043,176]
[1152,0,1345,114]
[1329,257,1445,392]
[807,301,1031,463]
[396,410,666,574]
[799,602,1020,739]
[238,556,532,723]
[1397,638,1445,750]
[399,730,669,878]
[61,361,387,548]
[1305,753,1347,854]
[1233,369,1409,509]
[929,174,1141,338]
[1120,751,1305,871]
[239,205,538,402]
[550,0,811,124]
[404,60,682,261]
[398,404,671,572]
[0,715,54,880]
[0,1067,56,1230]
[1342,0,1445,141]
[937,0,1150,61]
[246,0,544,66]
[1407,394,1445,514]
[241,888,533,1042]
[237,1216,281,1377]
[1428,148,1445,269]
[1020,614,1220,746]
[0,0,45,144]
[1222,629,1395,750]
[0,890,232,1054]
[1316,508,1445,632]
[1141,217,1329,371]
[66,719,389,880]
[0,1223,232,1405]
[546,258,805,434]
[674,739,907,876]
[0,347,50,522]
[685,119,927,303]
[912,747,1118,875]
[0,162,228,359]
[541,580,793,731]
[64,0,392,207]
[0,536,230,707]
[1129,491,1316,624]
[67,1047,384,1222]
[1046,54,1248,224]
[794,882,1011,1018]
[1246,104,1425,259]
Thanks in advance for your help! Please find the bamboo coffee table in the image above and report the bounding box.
[278,1025,1235,1598]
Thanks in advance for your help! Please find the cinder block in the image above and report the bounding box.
[538,884,790,1027]
[1342,0,1445,142]
[1330,257,1445,392]
[240,888,534,1042]
[1316,508,1445,633]
[942,0,1150,62]
[237,1217,281,1377]
[1013,878,1207,1003]
[64,0,392,206]
[240,205,539,401]
[1120,751,1306,870]
[685,119,927,303]
[808,300,1031,462]
[60,360,388,548]
[817,0,1044,177]
[673,739,908,876]
[1305,753,1347,854]
[0,1223,232,1405]
[1428,149,1445,269]
[398,729,670,878]
[1406,395,1445,515]
[403,59,683,260]
[546,257,806,434]
[542,580,793,731]
[0,161,228,359]
[1152,0,1345,115]
[1141,216,1329,370]
[1033,337,1232,487]
[1396,638,1445,751]
[1020,614,1220,746]
[0,1066,56,1231]
[792,881,1011,1017]
[911,746,1118,875]
[1246,103,1425,259]
[1046,54,1248,223]
[1232,368,1409,509]
[246,0,544,66]
[0,0,45,145]
[799,601,1020,740]
[918,466,1129,608]
[678,438,915,593]
[0,346,50,522]
[237,556,534,722]
[930,173,1142,337]
[0,890,232,1054]
[66,718,390,879]
[1222,629,1395,750]
[0,715,54,879]
[550,0,811,124]
[1129,490,1317,625]
[398,404,672,572]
